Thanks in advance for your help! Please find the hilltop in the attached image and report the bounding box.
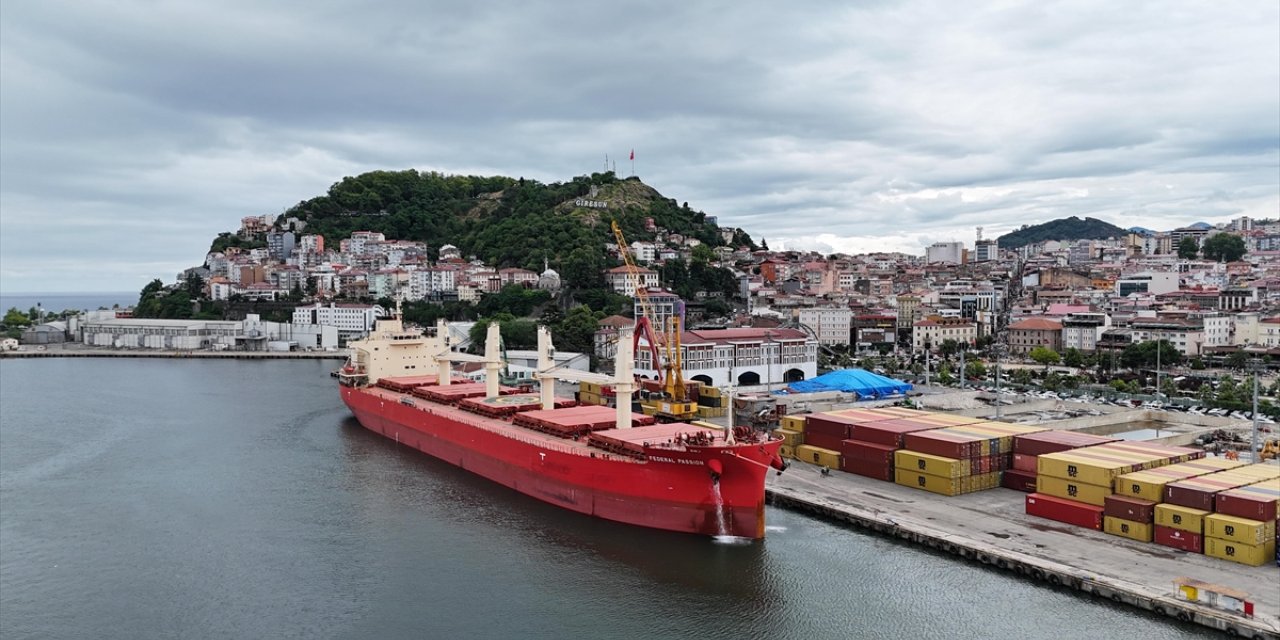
[997,216,1128,249]
[224,170,755,273]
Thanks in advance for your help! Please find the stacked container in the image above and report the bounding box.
[843,412,981,482]
[1027,442,1205,530]
[1164,466,1280,566]
[894,422,1049,496]
[1104,458,1246,544]
[1213,478,1280,566]
[1004,431,1119,492]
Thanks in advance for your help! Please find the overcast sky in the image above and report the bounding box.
[2,1,1277,292]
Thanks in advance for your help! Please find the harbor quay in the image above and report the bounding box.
[766,466,1280,639]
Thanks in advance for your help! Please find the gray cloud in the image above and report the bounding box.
[1,0,1277,291]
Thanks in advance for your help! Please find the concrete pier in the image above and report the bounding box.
[766,463,1280,639]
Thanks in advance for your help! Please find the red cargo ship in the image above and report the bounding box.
[338,313,785,539]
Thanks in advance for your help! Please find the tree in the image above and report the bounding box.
[1225,351,1248,371]
[1201,233,1247,263]
[3,307,31,327]
[1029,346,1061,368]
[1062,347,1084,369]
[691,244,715,263]
[1119,340,1181,370]
[1176,237,1200,260]
[964,360,987,381]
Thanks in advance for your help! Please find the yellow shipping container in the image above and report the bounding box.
[795,444,841,470]
[895,450,966,479]
[1113,457,1247,502]
[1204,513,1277,546]
[780,415,807,433]
[690,420,724,432]
[1037,445,1169,486]
[1104,516,1154,542]
[777,429,805,447]
[779,444,796,460]
[700,386,721,398]
[1235,463,1280,480]
[1154,503,1210,534]
[1036,475,1112,506]
[1204,537,1278,567]
[895,469,961,496]
[960,472,1001,492]
[640,404,658,416]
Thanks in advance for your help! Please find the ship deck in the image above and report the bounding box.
[363,384,724,462]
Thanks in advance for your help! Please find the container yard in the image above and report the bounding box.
[770,406,1280,639]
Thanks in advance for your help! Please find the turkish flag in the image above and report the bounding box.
[629,149,634,160]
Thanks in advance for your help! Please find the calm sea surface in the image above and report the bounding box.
[0,292,137,314]
[0,359,1206,640]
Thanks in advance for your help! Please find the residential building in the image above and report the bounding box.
[1060,312,1111,353]
[1006,318,1063,355]
[926,242,964,265]
[605,266,660,296]
[912,318,977,352]
[796,307,853,347]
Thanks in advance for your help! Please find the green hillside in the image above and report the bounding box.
[997,216,1127,249]
[237,170,754,290]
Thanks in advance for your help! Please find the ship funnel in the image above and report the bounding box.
[436,318,452,386]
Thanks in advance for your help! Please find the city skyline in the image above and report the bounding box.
[2,1,1277,292]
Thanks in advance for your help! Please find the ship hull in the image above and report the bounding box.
[342,386,777,538]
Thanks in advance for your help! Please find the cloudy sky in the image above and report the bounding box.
[2,1,1277,292]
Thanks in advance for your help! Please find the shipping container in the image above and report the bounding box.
[1036,475,1112,507]
[1204,513,1276,546]
[802,431,844,452]
[1002,469,1037,492]
[895,450,967,479]
[841,458,893,481]
[795,444,841,470]
[1155,503,1211,534]
[1025,493,1104,530]
[1104,516,1154,542]
[1103,494,1157,523]
[1037,443,1190,486]
[1204,537,1277,567]
[1214,478,1280,522]
[1154,525,1203,553]
[1013,430,1118,456]
[779,444,796,460]
[850,420,942,449]
[1163,464,1280,511]
[839,439,896,466]
[1113,457,1247,502]
[895,469,962,496]
[1013,453,1038,473]
[780,415,807,432]
[777,429,805,447]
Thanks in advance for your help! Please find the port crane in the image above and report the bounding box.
[610,220,698,422]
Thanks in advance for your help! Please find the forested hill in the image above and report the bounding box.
[223,170,755,273]
[996,216,1127,249]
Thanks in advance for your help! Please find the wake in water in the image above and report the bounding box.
[764,525,788,532]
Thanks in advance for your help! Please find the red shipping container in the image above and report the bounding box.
[1103,494,1156,523]
[1025,493,1104,530]
[803,431,844,452]
[851,420,940,448]
[1003,470,1037,492]
[841,458,893,481]
[902,429,976,459]
[839,439,896,466]
[1214,483,1280,522]
[1153,525,1203,553]
[804,415,853,440]
[1013,453,1038,472]
[1013,431,1118,456]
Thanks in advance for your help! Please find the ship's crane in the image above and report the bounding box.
[610,220,698,421]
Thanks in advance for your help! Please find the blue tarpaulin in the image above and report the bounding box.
[786,369,912,399]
